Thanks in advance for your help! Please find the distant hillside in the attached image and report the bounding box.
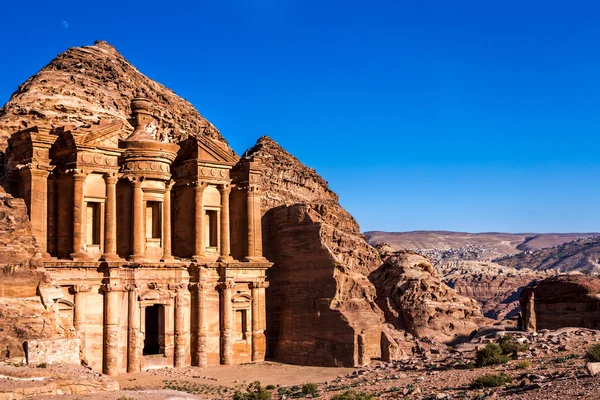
[364,231,600,260]
[495,236,600,274]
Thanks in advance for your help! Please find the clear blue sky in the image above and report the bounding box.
[1,0,599,233]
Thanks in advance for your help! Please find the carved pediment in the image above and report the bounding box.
[51,121,123,153]
[176,135,238,165]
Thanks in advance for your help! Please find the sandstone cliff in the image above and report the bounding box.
[369,251,483,343]
[0,41,233,155]
[244,136,385,366]
[520,275,600,330]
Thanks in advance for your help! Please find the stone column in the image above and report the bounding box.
[71,171,87,260]
[245,186,265,261]
[131,179,145,261]
[250,281,269,361]
[193,282,210,367]
[72,284,92,361]
[162,181,174,261]
[47,175,57,257]
[24,168,51,257]
[218,184,232,262]
[525,291,537,332]
[102,281,122,376]
[172,283,188,367]
[125,284,140,373]
[101,173,120,261]
[219,281,235,365]
[193,182,206,260]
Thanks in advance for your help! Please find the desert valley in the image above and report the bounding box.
[0,41,599,400]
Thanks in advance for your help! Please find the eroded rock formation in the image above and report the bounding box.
[245,137,387,366]
[520,275,600,331]
[369,251,484,343]
[0,40,232,153]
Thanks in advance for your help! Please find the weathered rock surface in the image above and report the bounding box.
[0,41,233,154]
[440,260,549,320]
[246,136,386,366]
[520,274,600,330]
[497,236,600,274]
[0,192,40,269]
[368,251,484,343]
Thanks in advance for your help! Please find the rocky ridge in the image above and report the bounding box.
[369,251,484,342]
[0,41,233,154]
[497,236,600,274]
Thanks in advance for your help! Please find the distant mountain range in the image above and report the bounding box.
[364,230,600,319]
[364,231,600,260]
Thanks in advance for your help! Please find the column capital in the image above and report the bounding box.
[189,282,214,291]
[104,172,119,184]
[18,164,52,177]
[247,184,261,194]
[166,179,175,190]
[67,169,88,179]
[250,281,270,289]
[101,282,124,293]
[124,283,138,292]
[217,281,235,291]
[194,180,208,190]
[218,183,232,193]
[71,284,92,294]
[168,282,188,292]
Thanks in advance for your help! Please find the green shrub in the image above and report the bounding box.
[265,385,275,390]
[232,381,271,400]
[551,354,578,364]
[475,343,510,366]
[36,363,47,369]
[499,334,529,356]
[302,382,318,396]
[514,360,531,370]
[330,390,374,400]
[469,373,512,389]
[586,343,600,362]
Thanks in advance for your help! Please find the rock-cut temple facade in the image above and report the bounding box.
[4,96,272,375]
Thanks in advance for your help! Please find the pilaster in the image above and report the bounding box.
[218,280,235,365]
[130,178,145,261]
[250,281,269,361]
[102,281,123,376]
[170,282,189,367]
[218,184,232,262]
[193,181,207,260]
[70,170,89,260]
[125,284,140,373]
[162,180,175,261]
[101,173,121,261]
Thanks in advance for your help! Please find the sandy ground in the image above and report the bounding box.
[117,361,354,389]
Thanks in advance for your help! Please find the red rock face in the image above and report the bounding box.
[245,137,385,366]
[520,275,600,330]
[0,41,234,154]
[369,252,484,343]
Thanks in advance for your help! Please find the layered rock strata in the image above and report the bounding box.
[369,251,484,343]
[0,40,232,153]
[245,136,388,366]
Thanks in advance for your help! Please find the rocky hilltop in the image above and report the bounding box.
[497,236,600,274]
[244,136,386,366]
[0,40,233,153]
[369,251,484,343]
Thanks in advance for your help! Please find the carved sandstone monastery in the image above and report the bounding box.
[0,41,482,375]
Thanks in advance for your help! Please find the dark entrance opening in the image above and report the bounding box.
[143,304,164,355]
